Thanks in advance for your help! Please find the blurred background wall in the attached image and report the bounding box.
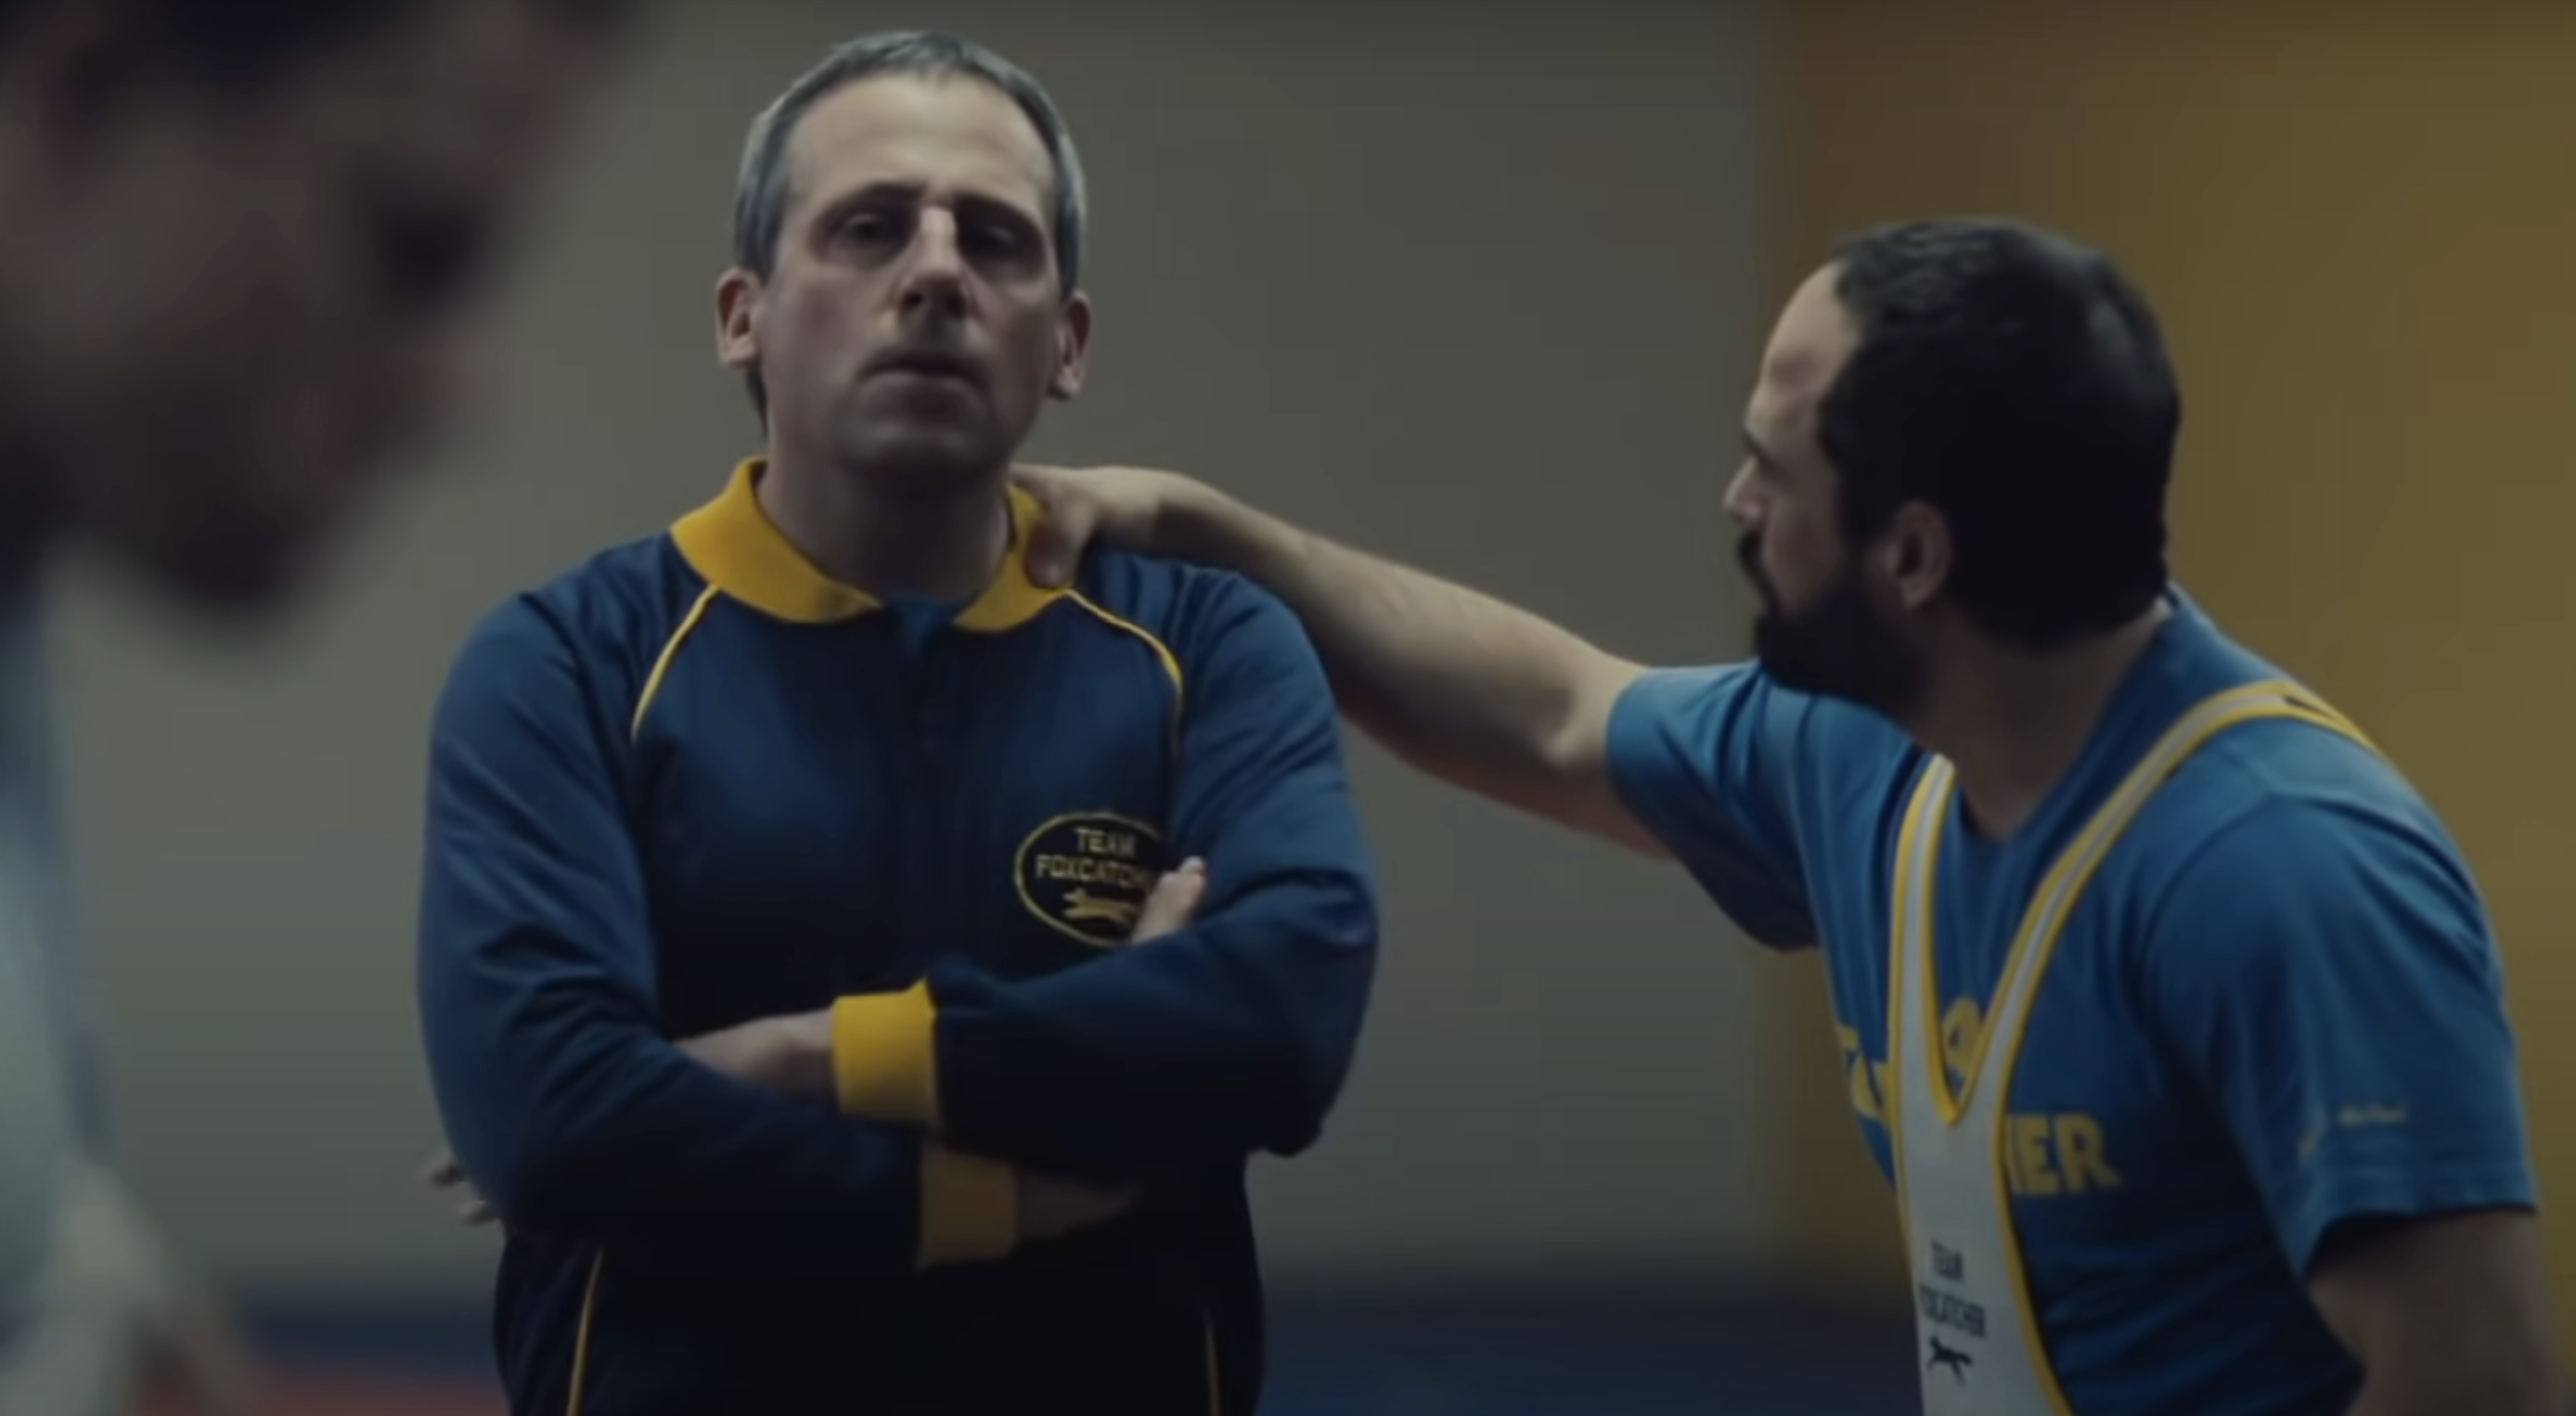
[56,2,2576,1413]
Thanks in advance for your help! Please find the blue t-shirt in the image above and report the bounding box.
[1604,598,2534,1416]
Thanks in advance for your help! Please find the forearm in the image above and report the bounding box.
[2338,1312,2563,1416]
[1164,483,1634,809]
[832,900,1373,1178]
[430,1013,1011,1272]
[2305,1208,2566,1416]
[413,604,1026,1273]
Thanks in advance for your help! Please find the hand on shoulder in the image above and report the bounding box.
[1012,463,1213,586]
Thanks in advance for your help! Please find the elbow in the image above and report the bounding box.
[1143,970,1361,1161]
[1247,936,1373,1157]
[461,1112,616,1237]
[431,1039,653,1237]
[1220,1032,1334,1157]
[1251,1050,1346,1159]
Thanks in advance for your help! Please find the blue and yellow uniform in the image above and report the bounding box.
[416,461,1378,1415]
[1605,593,2533,1415]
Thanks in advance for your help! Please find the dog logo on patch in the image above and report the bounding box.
[1014,812,1166,947]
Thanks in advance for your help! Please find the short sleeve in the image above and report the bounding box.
[1604,663,1817,947]
[2145,754,2536,1276]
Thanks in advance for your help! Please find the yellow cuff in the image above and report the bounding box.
[831,984,941,1126]
[917,1146,1017,1268]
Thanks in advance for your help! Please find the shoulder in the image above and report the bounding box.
[516,532,705,639]
[2142,719,2471,902]
[1071,551,1311,676]
[1075,550,1283,630]
[442,534,703,718]
[2132,719,2491,979]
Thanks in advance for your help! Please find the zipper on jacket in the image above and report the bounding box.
[889,615,951,979]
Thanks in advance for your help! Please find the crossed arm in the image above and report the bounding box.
[415,585,1375,1273]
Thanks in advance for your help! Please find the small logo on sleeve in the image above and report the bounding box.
[1014,812,1166,947]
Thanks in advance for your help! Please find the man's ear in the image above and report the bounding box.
[1048,290,1091,401]
[1885,501,1952,613]
[715,267,762,371]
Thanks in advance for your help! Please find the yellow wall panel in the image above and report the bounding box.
[1769,2,2576,1330]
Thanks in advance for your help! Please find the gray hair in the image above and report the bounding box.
[732,30,1088,290]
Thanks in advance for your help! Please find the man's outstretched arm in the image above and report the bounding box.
[1019,465,1836,951]
[1020,467,1657,854]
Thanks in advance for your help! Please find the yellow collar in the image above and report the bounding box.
[669,457,1059,630]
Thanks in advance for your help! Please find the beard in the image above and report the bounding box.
[1741,530,1924,714]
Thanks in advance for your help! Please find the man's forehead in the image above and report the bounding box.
[1747,264,1857,443]
[1747,341,1835,449]
[784,74,1053,212]
[1768,267,1856,382]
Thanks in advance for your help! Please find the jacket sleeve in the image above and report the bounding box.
[417,596,1019,1269]
[828,578,1380,1178]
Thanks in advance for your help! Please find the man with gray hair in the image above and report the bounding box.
[418,31,1378,1415]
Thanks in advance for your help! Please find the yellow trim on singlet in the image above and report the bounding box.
[1884,677,2378,1416]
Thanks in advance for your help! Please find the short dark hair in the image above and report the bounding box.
[1818,218,2178,650]
[0,0,628,80]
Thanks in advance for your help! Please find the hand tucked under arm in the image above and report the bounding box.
[414,869,1206,1239]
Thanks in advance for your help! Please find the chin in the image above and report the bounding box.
[838,422,1003,489]
[1751,607,1922,714]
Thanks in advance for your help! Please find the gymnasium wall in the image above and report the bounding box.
[1768,0,2576,1333]
[47,0,1797,1298]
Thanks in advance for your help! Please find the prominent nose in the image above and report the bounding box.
[1722,458,1759,526]
[897,207,969,317]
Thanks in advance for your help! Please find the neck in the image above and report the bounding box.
[1901,601,2170,839]
[756,445,1009,604]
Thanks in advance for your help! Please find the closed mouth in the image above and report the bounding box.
[876,353,979,383]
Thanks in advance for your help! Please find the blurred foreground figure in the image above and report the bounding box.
[0,0,632,1410]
